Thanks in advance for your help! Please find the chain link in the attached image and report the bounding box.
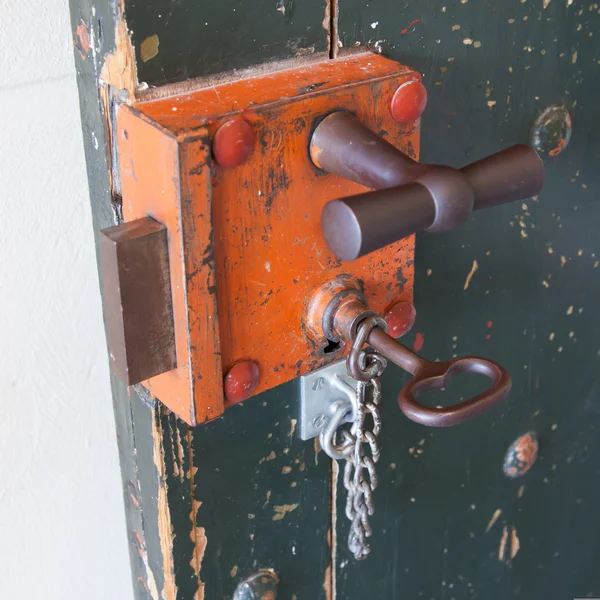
[342,352,385,560]
[317,329,387,560]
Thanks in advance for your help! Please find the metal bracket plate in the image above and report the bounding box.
[299,358,359,441]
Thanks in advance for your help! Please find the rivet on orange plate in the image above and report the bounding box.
[224,360,260,405]
[391,80,428,124]
[213,118,255,167]
[384,301,417,338]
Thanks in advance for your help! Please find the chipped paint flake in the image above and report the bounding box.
[174,426,186,483]
[152,416,178,600]
[99,8,138,98]
[272,503,299,521]
[510,527,521,559]
[140,34,160,62]
[486,509,502,533]
[75,20,91,59]
[190,498,207,600]
[259,451,277,464]
[323,463,338,600]
[133,532,160,600]
[464,259,479,290]
[498,526,509,561]
[314,437,322,465]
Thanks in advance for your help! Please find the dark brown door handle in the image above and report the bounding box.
[311,111,545,260]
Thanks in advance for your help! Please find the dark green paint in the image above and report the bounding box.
[126,0,328,86]
[187,382,330,598]
[146,384,332,599]
[335,0,600,598]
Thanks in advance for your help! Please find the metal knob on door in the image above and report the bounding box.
[310,111,545,260]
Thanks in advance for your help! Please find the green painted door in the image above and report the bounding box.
[70,0,600,597]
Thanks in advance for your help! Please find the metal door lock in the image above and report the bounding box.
[101,51,427,425]
[99,50,544,427]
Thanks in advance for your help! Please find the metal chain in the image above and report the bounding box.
[342,352,385,560]
[317,325,388,560]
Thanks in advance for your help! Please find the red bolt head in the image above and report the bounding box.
[391,80,428,124]
[224,360,260,405]
[384,301,417,338]
[212,118,255,167]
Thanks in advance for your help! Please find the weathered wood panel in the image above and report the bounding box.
[70,0,334,596]
[69,1,164,597]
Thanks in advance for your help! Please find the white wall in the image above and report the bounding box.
[0,0,133,597]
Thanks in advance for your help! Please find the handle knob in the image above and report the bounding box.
[311,112,544,260]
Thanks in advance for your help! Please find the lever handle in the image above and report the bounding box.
[311,112,544,260]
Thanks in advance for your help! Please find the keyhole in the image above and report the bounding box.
[323,339,341,354]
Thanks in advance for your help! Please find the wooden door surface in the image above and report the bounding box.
[70,0,600,597]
